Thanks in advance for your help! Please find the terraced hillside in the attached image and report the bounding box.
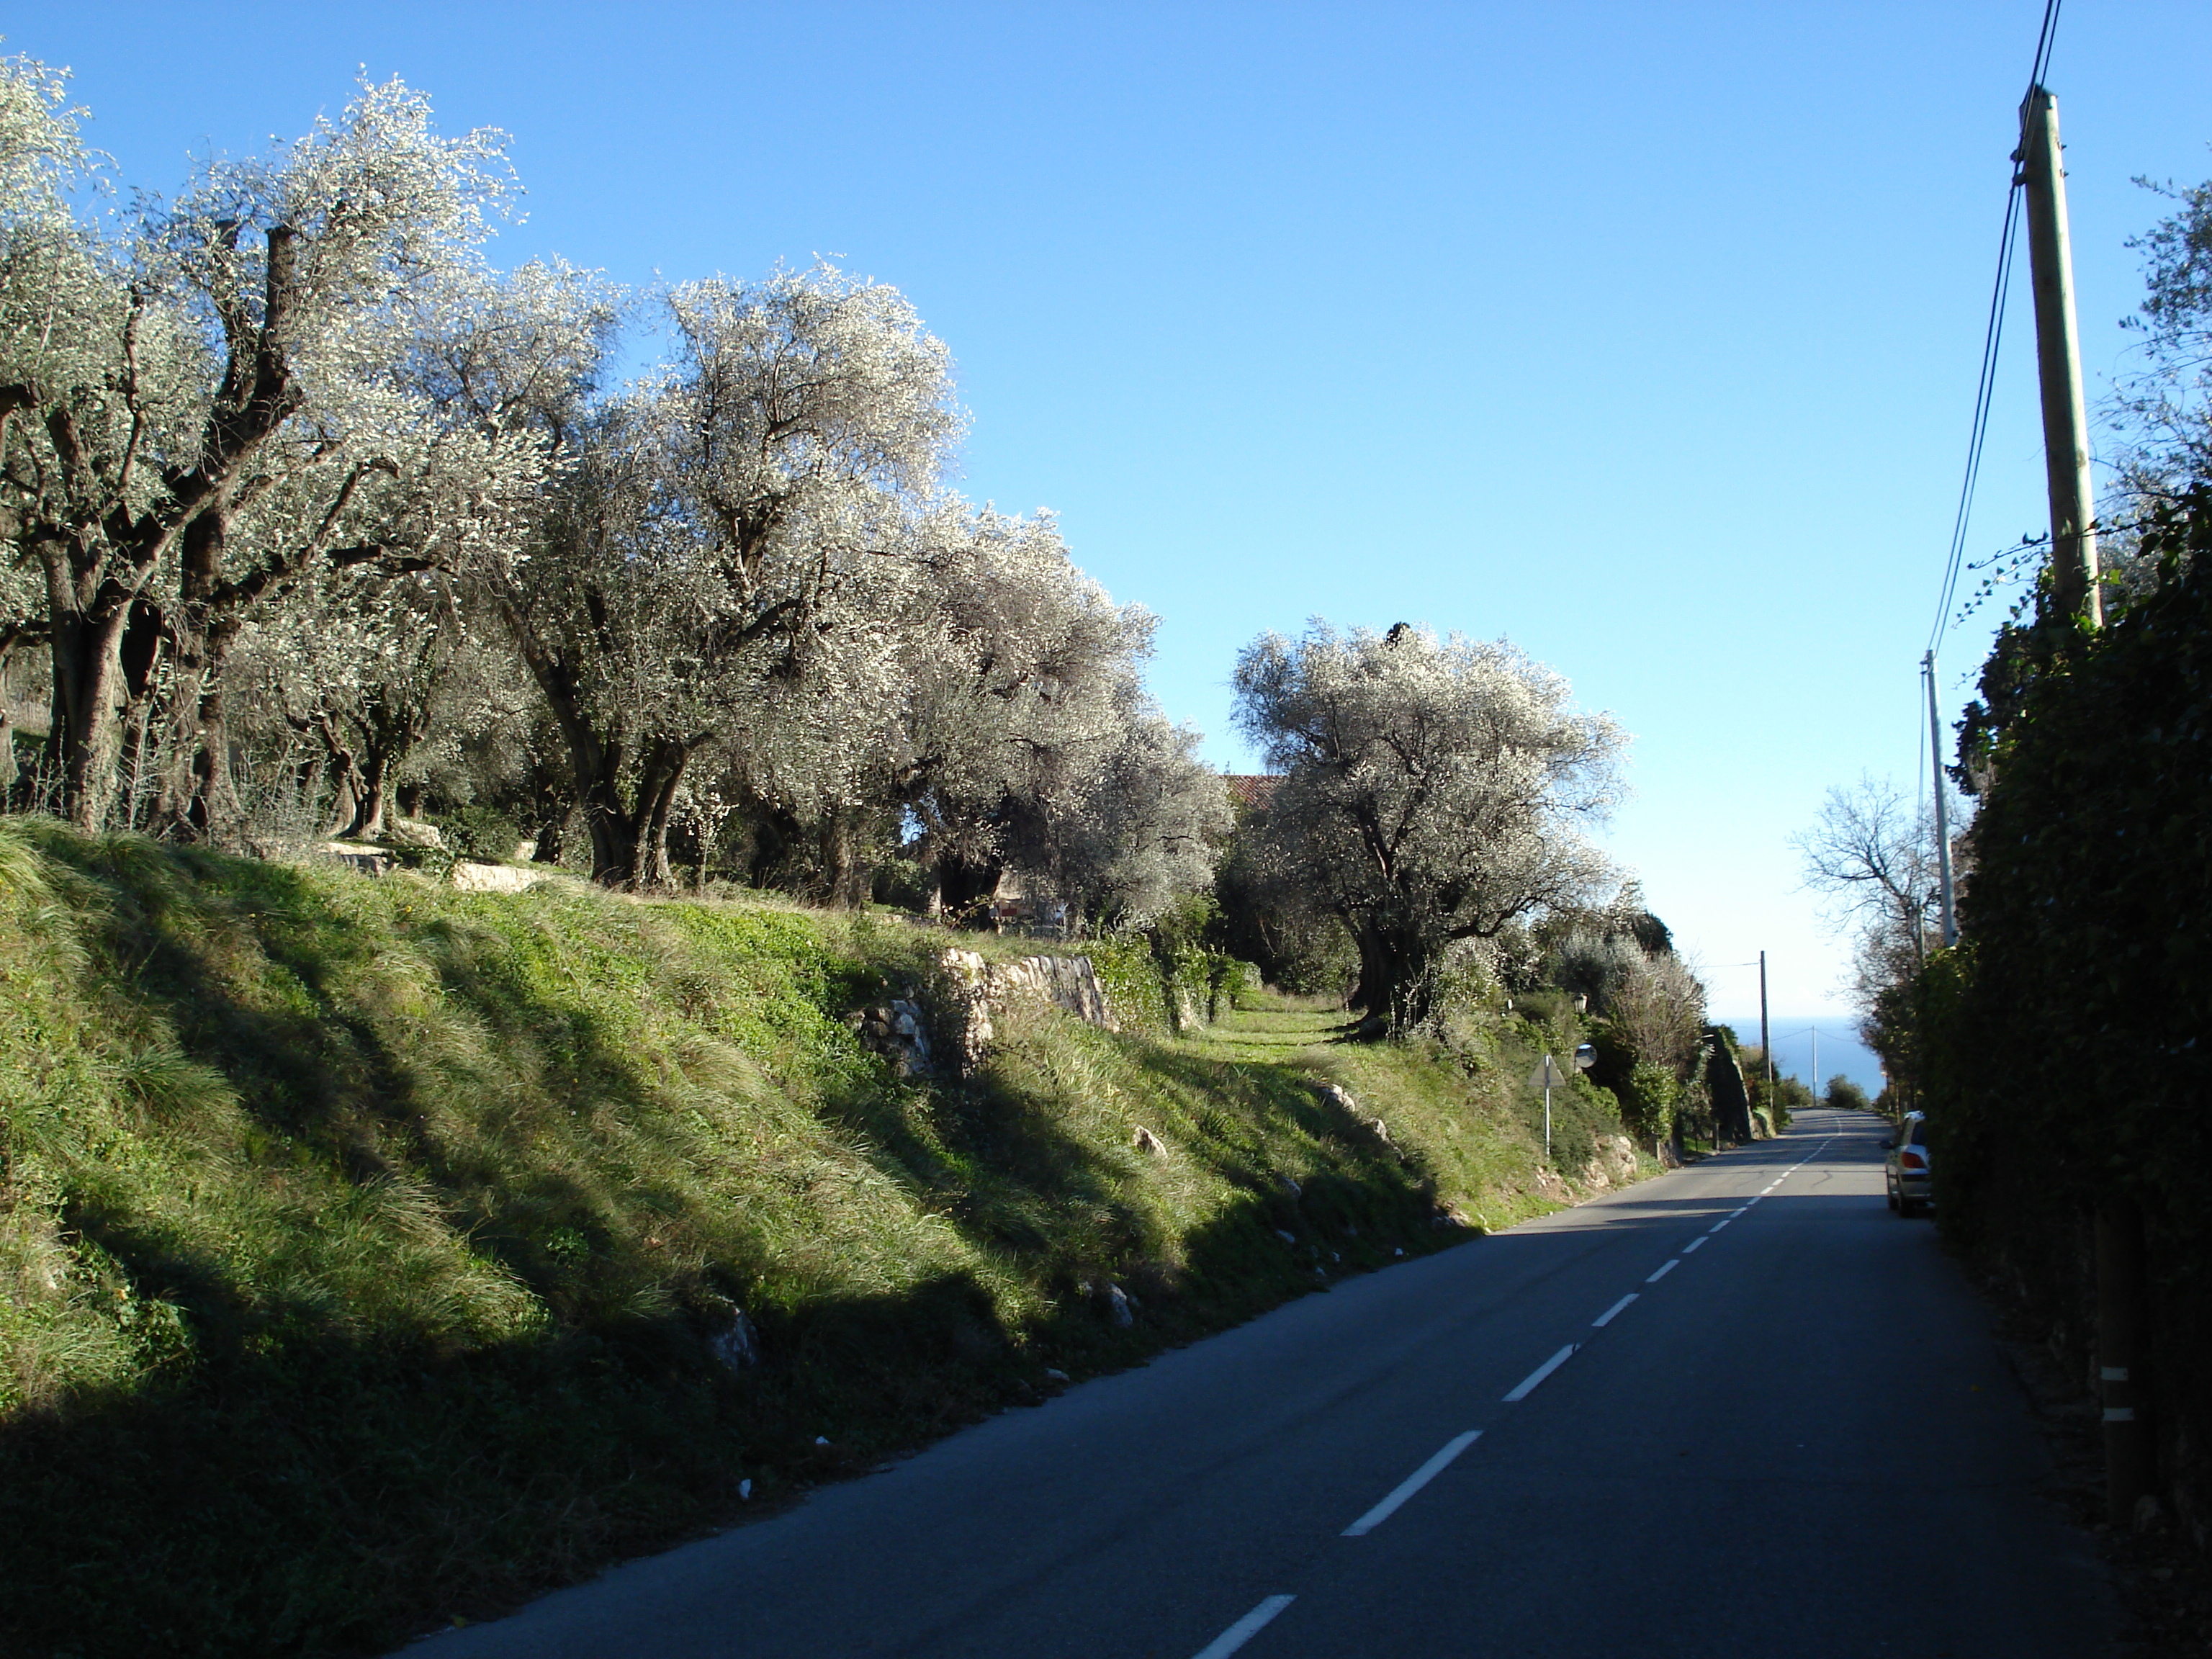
[0,819,1639,1658]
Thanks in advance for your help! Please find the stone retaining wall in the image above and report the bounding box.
[850,950,1120,1079]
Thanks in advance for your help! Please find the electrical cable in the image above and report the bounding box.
[1929,195,2020,650]
[1928,0,2065,655]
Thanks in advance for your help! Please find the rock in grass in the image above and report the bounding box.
[708,1305,760,1370]
[1133,1125,1164,1156]
[1105,1284,1134,1327]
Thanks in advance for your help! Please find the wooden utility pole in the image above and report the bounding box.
[2024,83,2149,1526]
[1923,651,1958,946]
[2019,86,2102,626]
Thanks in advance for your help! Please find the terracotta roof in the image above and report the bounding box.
[1222,774,1281,809]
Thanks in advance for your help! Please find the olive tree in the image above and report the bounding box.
[0,71,546,835]
[230,566,524,840]
[718,500,1222,917]
[0,57,89,714]
[889,505,1210,920]
[0,53,204,826]
[1233,621,1624,1032]
[1044,699,1228,926]
[497,264,961,888]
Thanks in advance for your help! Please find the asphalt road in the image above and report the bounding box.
[410,1108,2119,1658]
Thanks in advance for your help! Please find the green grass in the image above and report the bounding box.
[0,820,1640,1658]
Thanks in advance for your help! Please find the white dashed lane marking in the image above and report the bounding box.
[1502,1344,1578,1402]
[1185,1130,1845,1657]
[1340,1431,1483,1537]
[1591,1293,1638,1327]
[1192,1595,1296,1658]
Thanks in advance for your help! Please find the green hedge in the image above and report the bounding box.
[1920,486,2212,1546]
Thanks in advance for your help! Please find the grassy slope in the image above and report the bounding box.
[0,821,1636,1658]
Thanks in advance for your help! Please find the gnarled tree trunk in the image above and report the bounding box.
[552,699,694,890]
[45,593,134,831]
[818,806,880,909]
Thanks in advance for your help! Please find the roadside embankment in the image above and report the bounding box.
[0,819,1642,1658]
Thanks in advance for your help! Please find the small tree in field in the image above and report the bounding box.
[1233,621,1623,1033]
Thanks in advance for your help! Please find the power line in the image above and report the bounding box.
[1928,0,2066,655]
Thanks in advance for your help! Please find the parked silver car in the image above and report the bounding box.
[1883,1111,1932,1216]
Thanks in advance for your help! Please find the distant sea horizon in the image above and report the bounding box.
[1709,1013,1884,1101]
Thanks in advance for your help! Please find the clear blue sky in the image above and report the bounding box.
[14,1,2211,1034]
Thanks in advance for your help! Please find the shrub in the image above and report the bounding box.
[433,803,524,863]
[1619,1061,1678,1144]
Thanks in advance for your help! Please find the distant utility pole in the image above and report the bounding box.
[2019,85,2102,626]
[1758,951,1772,1107]
[1923,651,1959,946]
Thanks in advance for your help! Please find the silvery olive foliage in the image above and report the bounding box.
[0,66,541,834]
[0,55,98,647]
[1233,621,1624,1031]
[1053,698,1228,927]
[716,500,1226,920]
[500,265,966,889]
[894,505,1218,921]
[0,54,107,792]
[231,566,530,842]
[1545,925,1647,1014]
[0,53,1220,924]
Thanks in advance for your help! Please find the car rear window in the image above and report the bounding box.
[1908,1120,1929,1146]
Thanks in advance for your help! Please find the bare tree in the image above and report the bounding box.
[1794,772,1971,1098]
[2111,174,2212,505]
[1790,773,1957,971]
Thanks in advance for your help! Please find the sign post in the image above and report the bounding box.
[1528,1053,1567,1160]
